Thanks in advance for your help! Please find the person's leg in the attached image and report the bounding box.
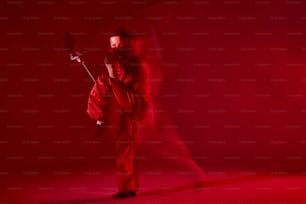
[114,117,139,197]
[115,136,138,193]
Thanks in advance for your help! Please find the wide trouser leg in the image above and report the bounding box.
[115,117,139,193]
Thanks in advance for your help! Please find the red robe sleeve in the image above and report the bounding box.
[87,62,151,123]
[87,75,110,121]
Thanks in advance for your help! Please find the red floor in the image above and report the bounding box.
[2,167,306,204]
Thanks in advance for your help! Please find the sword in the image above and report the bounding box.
[69,52,96,83]
[64,32,103,126]
[64,32,96,82]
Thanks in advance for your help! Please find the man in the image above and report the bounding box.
[87,29,151,198]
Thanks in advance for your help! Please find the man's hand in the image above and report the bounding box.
[95,119,111,138]
[96,120,104,126]
[104,58,115,78]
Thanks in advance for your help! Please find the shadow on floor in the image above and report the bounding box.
[41,174,267,204]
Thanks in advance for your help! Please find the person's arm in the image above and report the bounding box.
[105,60,150,121]
[105,60,134,112]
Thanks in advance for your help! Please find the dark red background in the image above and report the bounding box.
[1,0,306,176]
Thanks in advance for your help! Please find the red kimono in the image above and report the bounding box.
[87,63,150,193]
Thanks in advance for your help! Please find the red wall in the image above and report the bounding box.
[1,0,306,172]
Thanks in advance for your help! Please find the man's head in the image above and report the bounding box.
[109,35,122,49]
[109,27,131,49]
